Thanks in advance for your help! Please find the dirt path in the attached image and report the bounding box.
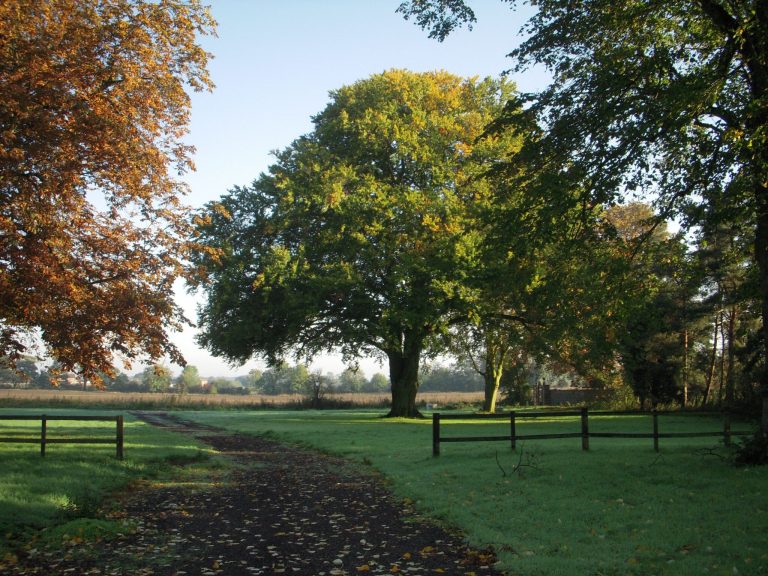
[10,412,501,576]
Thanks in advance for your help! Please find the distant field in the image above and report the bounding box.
[0,389,484,409]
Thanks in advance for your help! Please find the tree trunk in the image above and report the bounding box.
[725,305,737,409]
[703,313,719,406]
[763,396,768,436]
[755,201,768,428]
[482,368,503,413]
[682,327,689,408]
[481,336,508,413]
[386,332,423,418]
[718,314,726,405]
[745,37,768,431]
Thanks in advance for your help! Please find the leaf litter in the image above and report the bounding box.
[6,412,500,575]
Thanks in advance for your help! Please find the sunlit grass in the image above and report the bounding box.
[0,407,214,556]
[180,409,767,576]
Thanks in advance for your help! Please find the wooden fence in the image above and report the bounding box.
[0,414,124,459]
[432,408,752,456]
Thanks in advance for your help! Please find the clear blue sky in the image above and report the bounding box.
[171,0,549,378]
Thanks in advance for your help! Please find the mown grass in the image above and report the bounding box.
[0,408,216,559]
[179,409,768,576]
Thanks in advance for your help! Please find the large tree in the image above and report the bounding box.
[399,0,768,427]
[604,204,696,408]
[695,215,761,409]
[0,0,214,381]
[448,319,516,413]
[176,364,201,394]
[192,70,519,417]
[142,363,172,393]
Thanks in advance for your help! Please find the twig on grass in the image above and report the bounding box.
[495,450,508,477]
[693,447,728,461]
[496,443,539,478]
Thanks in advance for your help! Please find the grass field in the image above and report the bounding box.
[178,410,768,576]
[2,406,766,575]
[0,408,216,560]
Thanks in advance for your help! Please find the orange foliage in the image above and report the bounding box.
[0,0,215,379]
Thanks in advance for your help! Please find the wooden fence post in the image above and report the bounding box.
[510,411,516,451]
[653,411,659,452]
[116,415,124,460]
[40,415,47,457]
[432,413,440,457]
[581,407,589,451]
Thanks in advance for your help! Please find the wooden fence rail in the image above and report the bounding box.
[432,409,752,456]
[0,414,124,459]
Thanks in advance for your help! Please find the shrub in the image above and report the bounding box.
[734,431,768,466]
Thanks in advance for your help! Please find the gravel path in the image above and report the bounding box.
[8,412,501,576]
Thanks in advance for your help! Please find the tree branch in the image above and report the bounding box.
[698,0,738,36]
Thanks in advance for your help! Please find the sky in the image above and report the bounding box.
[170,0,550,378]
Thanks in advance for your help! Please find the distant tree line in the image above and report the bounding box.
[0,358,505,396]
[0,359,395,395]
[419,365,483,393]
[1,355,574,408]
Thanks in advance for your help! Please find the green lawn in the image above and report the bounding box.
[2,407,765,575]
[0,408,214,559]
[178,409,768,576]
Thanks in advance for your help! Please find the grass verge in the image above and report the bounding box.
[0,407,218,565]
[179,409,768,576]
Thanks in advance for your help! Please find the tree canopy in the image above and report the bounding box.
[192,70,520,416]
[399,0,768,427]
[0,0,215,380]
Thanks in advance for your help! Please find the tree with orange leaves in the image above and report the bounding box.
[0,0,215,381]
